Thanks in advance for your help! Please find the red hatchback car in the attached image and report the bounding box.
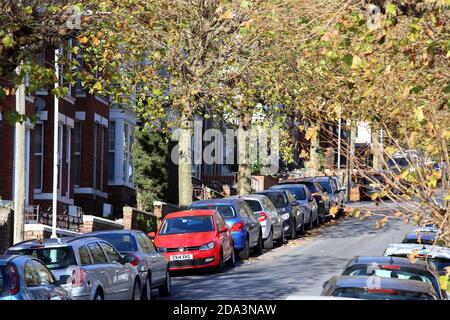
[151,210,235,272]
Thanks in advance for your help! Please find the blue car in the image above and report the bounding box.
[189,198,262,260]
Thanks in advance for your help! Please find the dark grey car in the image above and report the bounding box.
[89,230,171,299]
[0,255,70,300]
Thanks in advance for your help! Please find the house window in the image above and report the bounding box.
[58,125,64,194]
[66,127,72,198]
[123,123,134,185]
[74,122,81,186]
[100,127,105,191]
[75,44,85,96]
[108,121,115,182]
[33,123,44,192]
[93,124,98,189]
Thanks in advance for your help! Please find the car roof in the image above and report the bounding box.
[88,229,137,236]
[281,177,315,183]
[164,209,215,219]
[270,184,306,189]
[330,276,434,293]
[256,189,288,194]
[190,198,240,206]
[8,235,102,250]
[385,243,450,259]
[229,194,267,201]
[404,231,436,240]
[347,256,432,271]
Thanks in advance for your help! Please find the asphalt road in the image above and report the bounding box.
[159,201,414,300]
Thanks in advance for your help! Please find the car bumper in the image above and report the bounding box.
[260,221,270,239]
[231,230,247,250]
[164,249,220,271]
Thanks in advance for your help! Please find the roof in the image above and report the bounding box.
[164,209,216,219]
[330,276,435,293]
[346,256,433,271]
[384,243,450,260]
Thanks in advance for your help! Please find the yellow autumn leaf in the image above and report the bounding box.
[79,36,89,44]
[305,127,318,141]
[330,206,339,217]
[221,10,234,20]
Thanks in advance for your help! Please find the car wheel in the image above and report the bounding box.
[290,218,297,239]
[238,239,250,260]
[132,279,142,300]
[254,233,263,255]
[307,214,314,230]
[226,248,236,268]
[315,212,320,227]
[142,273,152,300]
[93,289,104,301]
[276,226,286,246]
[263,229,274,250]
[214,250,224,273]
[298,215,305,235]
[159,270,172,297]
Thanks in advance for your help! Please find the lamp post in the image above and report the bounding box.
[51,48,60,239]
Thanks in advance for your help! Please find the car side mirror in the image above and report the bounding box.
[219,226,229,233]
[323,280,329,289]
[292,200,299,206]
[122,254,136,265]
[148,232,156,239]
[58,275,71,285]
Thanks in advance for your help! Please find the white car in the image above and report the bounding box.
[231,195,285,250]
[383,243,450,275]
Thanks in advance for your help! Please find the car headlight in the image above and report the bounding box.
[157,247,167,253]
[281,213,290,220]
[278,208,287,213]
[199,242,215,251]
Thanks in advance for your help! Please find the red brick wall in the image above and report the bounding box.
[108,185,136,219]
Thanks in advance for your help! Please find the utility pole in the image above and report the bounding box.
[337,109,342,183]
[13,65,26,244]
[51,49,60,238]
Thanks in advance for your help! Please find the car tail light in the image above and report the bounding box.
[367,288,400,295]
[258,212,267,222]
[72,268,87,288]
[6,263,20,295]
[230,221,245,232]
[312,192,320,197]
[381,265,401,270]
[129,254,140,267]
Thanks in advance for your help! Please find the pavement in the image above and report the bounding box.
[158,201,414,300]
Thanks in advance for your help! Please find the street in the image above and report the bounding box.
[162,201,414,300]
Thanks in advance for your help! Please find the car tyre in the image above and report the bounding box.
[298,215,305,235]
[226,248,236,268]
[315,212,320,227]
[238,239,250,260]
[290,218,297,239]
[132,279,142,300]
[263,229,274,250]
[159,270,172,297]
[254,233,263,255]
[215,250,224,273]
[276,226,286,246]
[93,289,104,301]
[142,273,152,300]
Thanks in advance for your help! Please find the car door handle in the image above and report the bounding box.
[100,271,106,274]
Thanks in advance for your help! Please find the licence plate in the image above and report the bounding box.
[170,254,193,261]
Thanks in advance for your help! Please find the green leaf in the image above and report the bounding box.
[92,82,103,92]
[240,0,250,8]
[414,107,425,123]
[410,85,424,94]
[2,35,14,48]
[23,6,33,14]
[342,54,353,66]
[386,3,396,16]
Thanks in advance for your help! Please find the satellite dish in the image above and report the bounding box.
[35,97,46,111]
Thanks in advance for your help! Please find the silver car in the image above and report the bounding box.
[7,236,140,300]
[0,255,70,300]
[231,195,284,249]
[88,230,171,299]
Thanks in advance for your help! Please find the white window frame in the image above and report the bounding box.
[58,125,64,195]
[66,126,71,198]
[108,121,116,183]
[74,121,82,187]
[122,123,134,186]
[33,122,44,193]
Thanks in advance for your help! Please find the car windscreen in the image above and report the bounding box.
[333,288,434,300]
[299,181,319,193]
[318,181,333,194]
[0,266,8,298]
[191,205,235,218]
[402,233,437,246]
[93,234,138,252]
[159,215,215,235]
[277,187,306,200]
[262,193,288,208]
[345,267,439,295]
[244,200,263,212]
[9,247,77,270]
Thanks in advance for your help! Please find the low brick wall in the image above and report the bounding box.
[0,208,13,254]
[24,224,80,241]
[252,175,278,191]
[80,215,124,233]
[153,201,181,221]
[123,207,158,233]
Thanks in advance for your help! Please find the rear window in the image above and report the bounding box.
[244,200,262,212]
[191,205,235,218]
[282,187,306,200]
[299,181,319,193]
[263,193,288,208]
[333,288,435,300]
[93,233,138,252]
[10,247,77,270]
[318,181,332,194]
[159,215,215,235]
[0,266,8,297]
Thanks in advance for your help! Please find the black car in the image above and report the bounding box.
[356,172,386,200]
[322,276,438,300]
[255,189,304,239]
[315,176,344,216]
[342,256,446,299]
[402,231,439,246]
[279,177,330,222]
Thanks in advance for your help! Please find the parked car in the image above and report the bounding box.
[329,176,346,205]
[356,172,386,200]
[321,276,438,300]
[0,255,70,300]
[269,184,319,229]
[402,230,440,246]
[189,198,263,260]
[384,243,450,275]
[7,236,141,300]
[279,177,331,222]
[230,194,284,249]
[152,210,235,272]
[342,256,446,299]
[315,176,344,216]
[87,230,171,299]
[255,189,304,239]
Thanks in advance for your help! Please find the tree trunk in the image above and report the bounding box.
[371,129,382,171]
[307,123,321,176]
[178,114,193,207]
[348,121,357,201]
[237,113,252,195]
